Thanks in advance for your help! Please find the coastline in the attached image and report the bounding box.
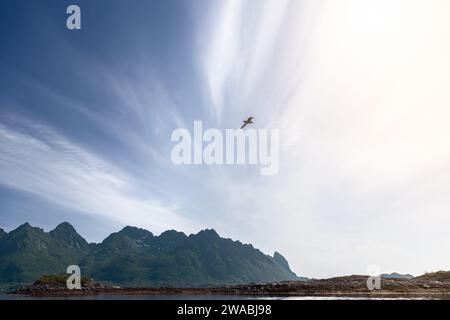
[10,275,450,299]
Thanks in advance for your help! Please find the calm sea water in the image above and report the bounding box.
[0,294,432,300]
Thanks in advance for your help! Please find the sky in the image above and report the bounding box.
[1,0,450,278]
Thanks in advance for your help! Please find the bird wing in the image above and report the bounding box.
[240,122,248,129]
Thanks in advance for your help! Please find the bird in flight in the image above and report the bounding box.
[240,117,254,129]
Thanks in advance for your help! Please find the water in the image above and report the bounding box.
[0,294,434,300]
[0,294,274,300]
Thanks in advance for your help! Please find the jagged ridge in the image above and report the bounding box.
[0,222,298,289]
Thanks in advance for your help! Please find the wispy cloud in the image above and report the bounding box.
[203,0,243,122]
[1,0,450,278]
[197,0,450,277]
[0,116,201,234]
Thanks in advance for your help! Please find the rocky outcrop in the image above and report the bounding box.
[12,274,450,298]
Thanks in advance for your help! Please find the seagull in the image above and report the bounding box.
[240,117,254,129]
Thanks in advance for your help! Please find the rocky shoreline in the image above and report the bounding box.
[11,274,450,299]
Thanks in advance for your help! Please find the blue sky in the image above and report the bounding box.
[1,0,450,278]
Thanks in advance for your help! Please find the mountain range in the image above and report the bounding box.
[380,272,414,280]
[0,222,299,290]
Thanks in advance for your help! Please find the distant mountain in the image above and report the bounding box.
[0,223,88,288]
[380,272,414,280]
[49,222,90,250]
[0,223,298,289]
